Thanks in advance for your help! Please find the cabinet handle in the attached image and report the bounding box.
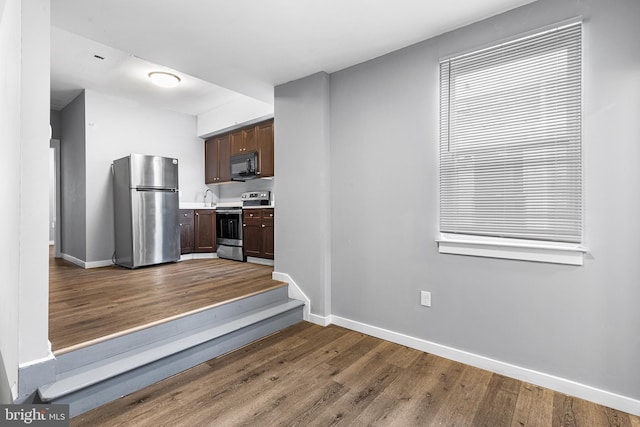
[195,213,199,216]
[262,224,265,228]
[243,224,246,227]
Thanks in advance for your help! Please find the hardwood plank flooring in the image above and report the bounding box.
[49,253,282,352]
[71,323,640,427]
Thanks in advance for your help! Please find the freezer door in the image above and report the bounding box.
[131,189,180,267]
[129,154,179,189]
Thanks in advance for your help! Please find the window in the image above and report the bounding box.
[438,22,585,265]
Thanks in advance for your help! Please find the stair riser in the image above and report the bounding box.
[55,306,303,418]
[56,286,289,373]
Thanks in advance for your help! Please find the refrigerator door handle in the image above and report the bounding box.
[135,186,177,192]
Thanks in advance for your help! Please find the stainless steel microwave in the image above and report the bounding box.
[230,151,258,181]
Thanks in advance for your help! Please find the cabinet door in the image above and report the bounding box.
[217,135,231,182]
[230,130,244,155]
[194,210,216,252]
[243,126,257,153]
[261,209,274,259]
[230,126,258,155]
[179,210,195,254]
[205,136,231,184]
[257,120,274,178]
[204,139,218,184]
[242,210,262,257]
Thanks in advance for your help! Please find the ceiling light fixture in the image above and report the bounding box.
[148,71,181,88]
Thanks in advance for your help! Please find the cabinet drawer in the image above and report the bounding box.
[262,209,274,219]
[243,210,262,220]
[179,209,194,225]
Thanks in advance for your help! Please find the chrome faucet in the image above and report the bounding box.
[204,188,213,207]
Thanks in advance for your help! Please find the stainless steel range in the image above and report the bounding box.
[240,191,271,206]
[216,192,271,262]
[216,206,243,261]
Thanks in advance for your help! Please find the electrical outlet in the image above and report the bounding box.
[420,291,431,307]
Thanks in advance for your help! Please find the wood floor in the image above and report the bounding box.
[49,253,283,352]
[71,322,640,427]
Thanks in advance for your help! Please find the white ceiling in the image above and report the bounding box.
[51,0,536,115]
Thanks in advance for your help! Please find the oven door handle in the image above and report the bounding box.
[216,209,242,214]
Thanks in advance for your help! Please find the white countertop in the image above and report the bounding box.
[179,202,273,210]
[179,202,216,209]
[242,205,274,209]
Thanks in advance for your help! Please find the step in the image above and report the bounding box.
[54,285,291,373]
[38,295,304,417]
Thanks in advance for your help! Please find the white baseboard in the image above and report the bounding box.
[330,315,640,416]
[61,253,86,268]
[180,253,218,261]
[18,351,55,369]
[272,272,311,322]
[309,313,332,327]
[247,256,274,266]
[86,259,114,268]
[61,253,113,269]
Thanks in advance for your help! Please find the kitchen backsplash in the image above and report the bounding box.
[188,177,275,206]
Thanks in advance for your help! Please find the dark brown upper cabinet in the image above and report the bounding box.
[205,119,273,184]
[256,120,274,178]
[205,134,231,184]
[230,126,257,155]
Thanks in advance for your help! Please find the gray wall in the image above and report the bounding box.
[60,92,87,260]
[215,178,275,205]
[275,73,332,316]
[50,109,61,139]
[57,90,205,263]
[276,0,640,402]
[83,90,203,263]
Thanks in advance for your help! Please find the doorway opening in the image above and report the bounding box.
[49,139,61,258]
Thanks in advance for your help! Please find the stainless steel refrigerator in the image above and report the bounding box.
[112,154,180,268]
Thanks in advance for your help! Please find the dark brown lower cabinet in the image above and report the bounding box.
[242,208,274,260]
[194,209,217,252]
[179,210,195,254]
[262,212,274,259]
[242,212,262,258]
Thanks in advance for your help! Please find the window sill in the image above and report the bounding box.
[436,233,586,266]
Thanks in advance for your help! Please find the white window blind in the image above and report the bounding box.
[439,22,582,244]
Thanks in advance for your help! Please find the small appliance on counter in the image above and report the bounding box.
[241,191,271,207]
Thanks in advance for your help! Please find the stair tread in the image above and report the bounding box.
[39,299,304,401]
